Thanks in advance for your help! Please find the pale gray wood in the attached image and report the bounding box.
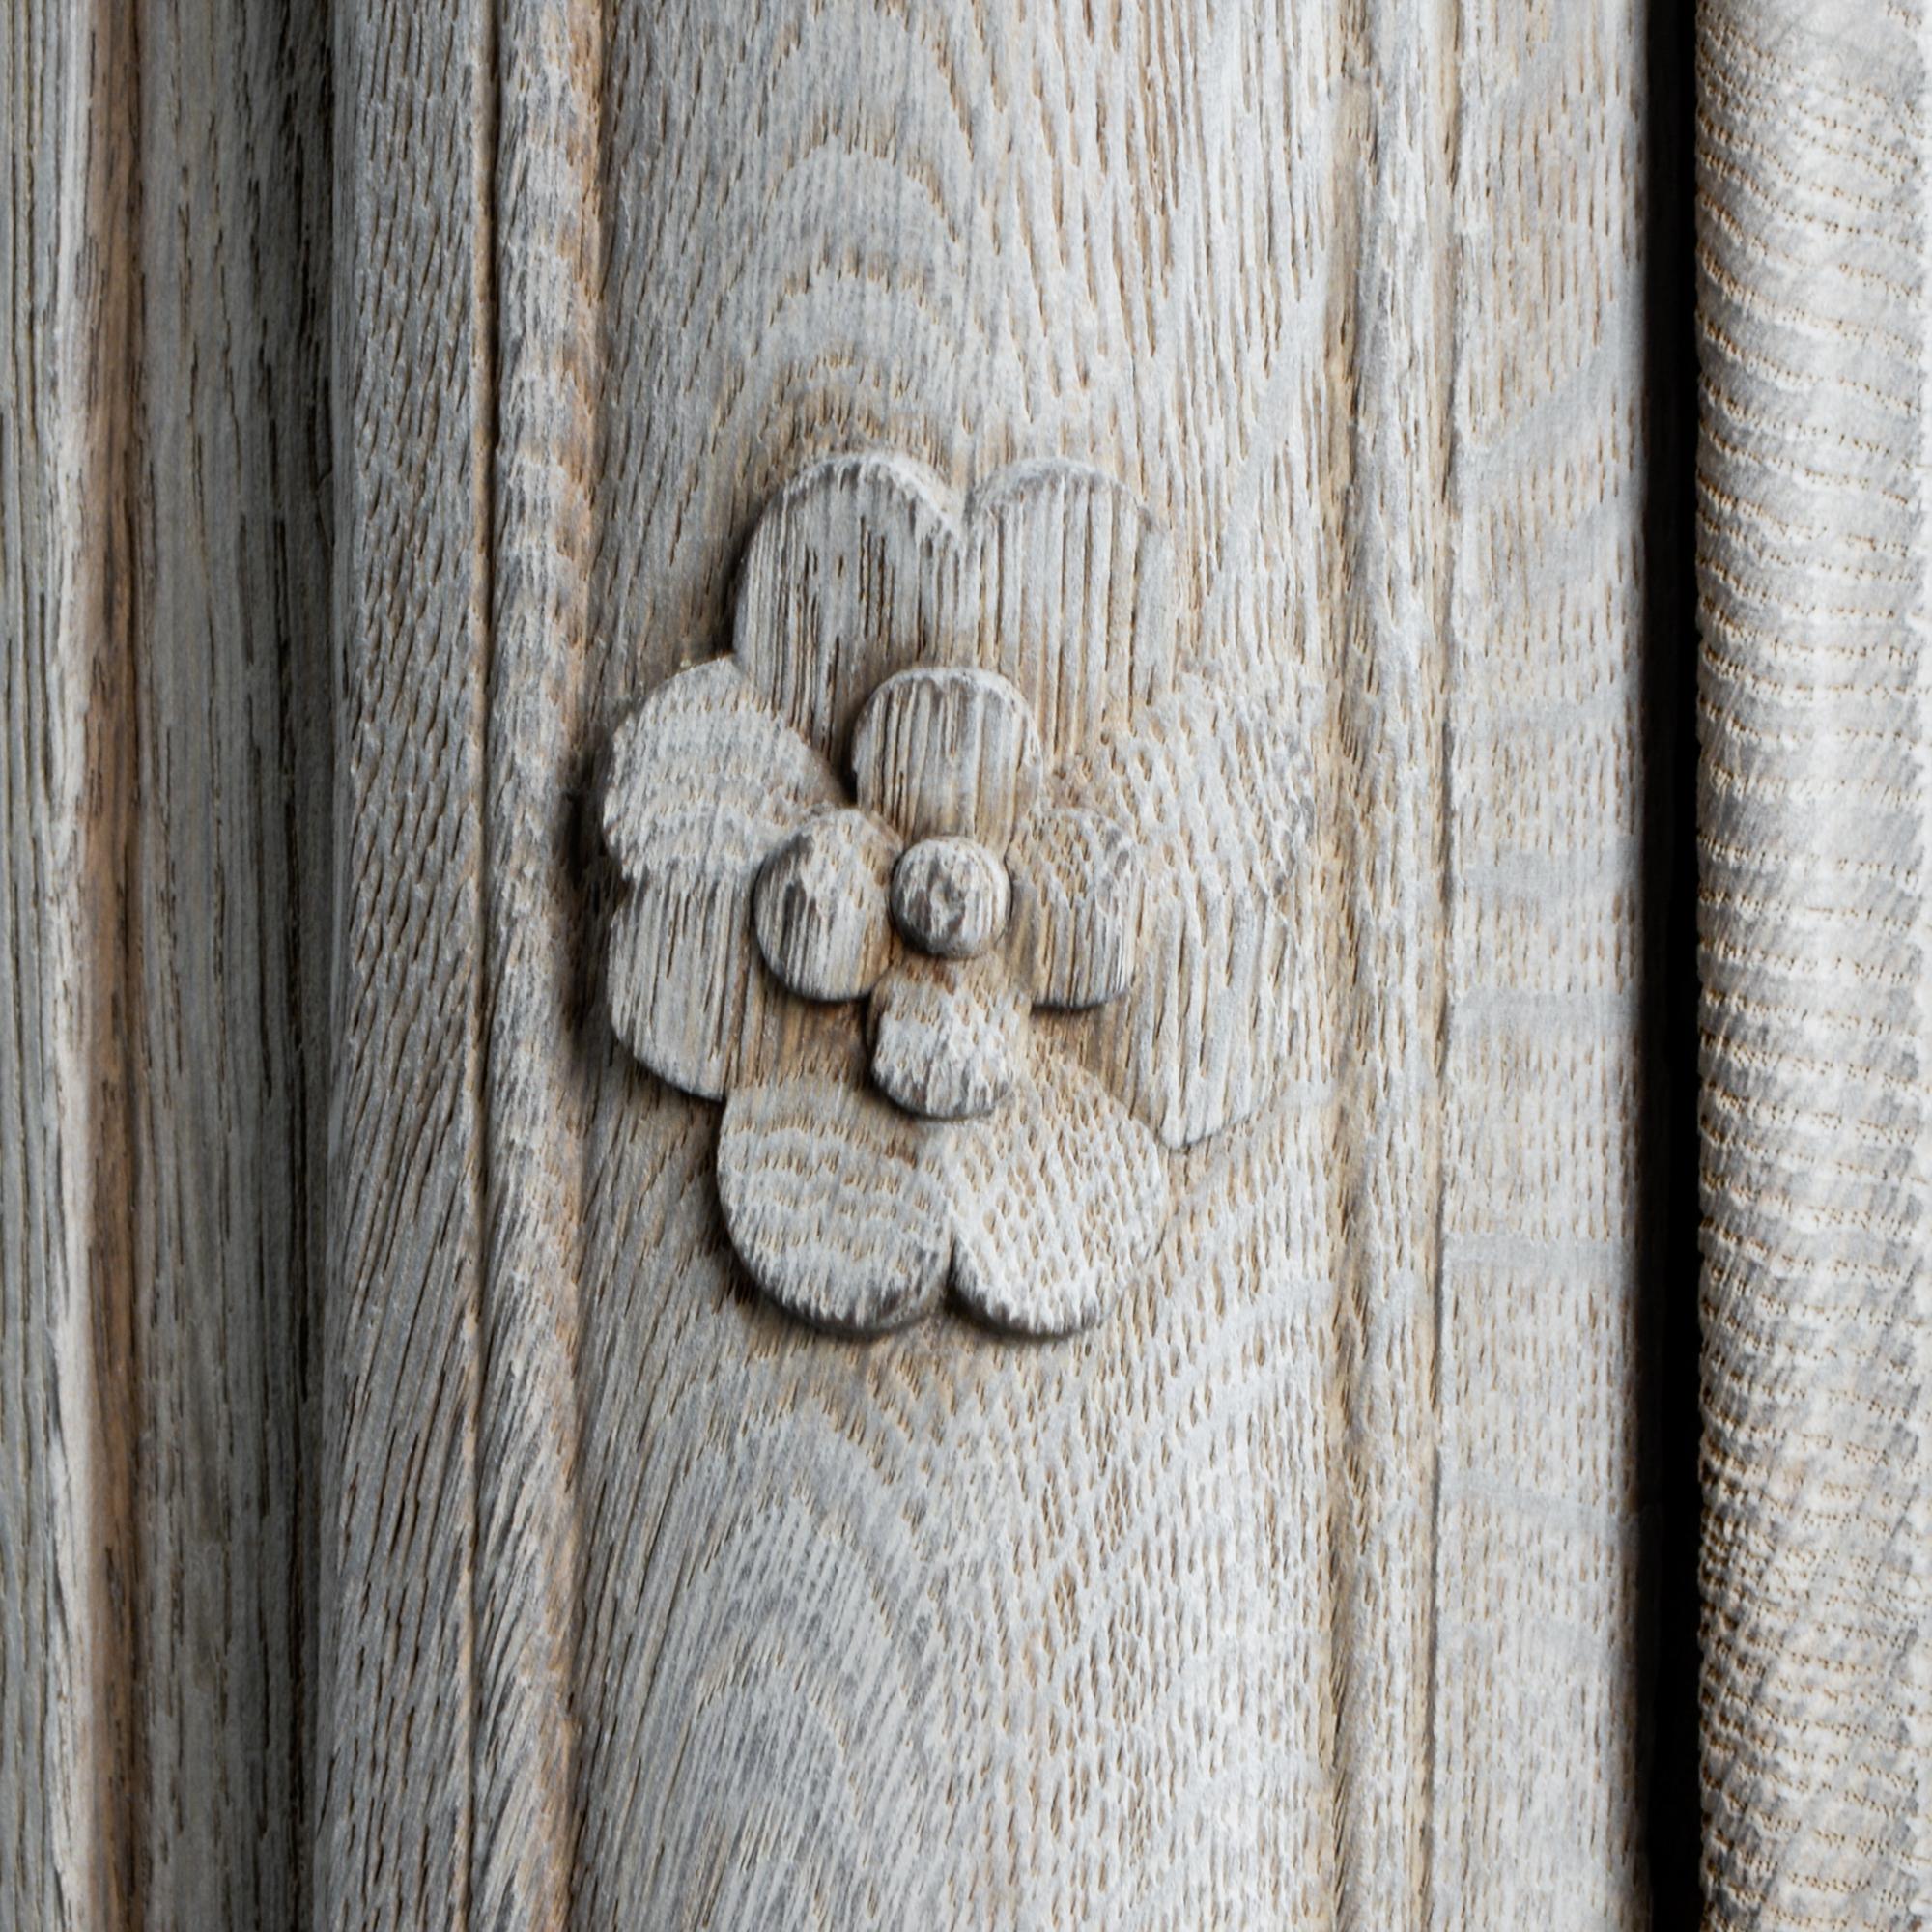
[1428,5,1660,1921]
[852,667,1042,853]
[135,0,333,1922]
[474,2,603,1922]
[863,952,1030,1123]
[887,838,1011,964]
[1696,5,1932,1926]
[554,3,1656,1925]
[599,450,1293,1340]
[758,810,902,998]
[0,0,1671,1923]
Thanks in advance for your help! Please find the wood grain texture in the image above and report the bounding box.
[757,809,901,999]
[536,0,1659,1923]
[0,6,143,1924]
[1009,806,1142,1009]
[718,1069,954,1334]
[853,666,1042,850]
[865,951,1024,1122]
[597,448,1293,1340]
[473,1,604,1926]
[3,0,331,1926]
[888,835,1010,962]
[1696,5,1932,1926]
[1325,3,1450,1914]
[1429,4,1657,1921]
[604,657,846,1098]
[1075,672,1295,1150]
[135,0,334,1922]
[315,0,488,1925]
[1,0,1676,1919]
[571,0,1364,1900]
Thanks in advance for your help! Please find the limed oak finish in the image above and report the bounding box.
[1,1,1679,1927]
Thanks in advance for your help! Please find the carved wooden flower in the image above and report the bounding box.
[602,453,1296,1337]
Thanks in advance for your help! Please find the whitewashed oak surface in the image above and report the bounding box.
[1697,4,1932,1927]
[1,0,1688,1927]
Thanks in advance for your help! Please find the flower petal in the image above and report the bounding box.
[732,452,963,764]
[1008,805,1142,1009]
[602,662,842,1098]
[964,461,1173,760]
[1076,674,1307,1149]
[602,657,838,881]
[852,667,1040,848]
[946,1042,1169,1336]
[607,866,759,1098]
[867,956,1023,1122]
[753,808,900,1002]
[718,1071,952,1334]
[608,865,866,1099]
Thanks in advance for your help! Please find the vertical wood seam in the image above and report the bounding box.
[467,5,499,1931]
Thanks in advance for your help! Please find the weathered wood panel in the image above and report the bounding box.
[313,0,488,1927]
[474,0,603,1924]
[2,0,332,1927]
[0,6,144,1924]
[135,0,334,1922]
[1696,5,1932,1927]
[0,0,1679,1923]
[569,2,1356,1919]
[1432,6,1660,1921]
[419,1,1656,1924]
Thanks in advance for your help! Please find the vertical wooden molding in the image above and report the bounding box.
[497,4,1667,1923]
[474,0,602,1926]
[1430,4,1658,1920]
[1696,4,1932,1925]
[7,0,333,1924]
[317,0,492,1924]
[133,0,334,1922]
[1327,0,1453,1918]
[0,4,145,1925]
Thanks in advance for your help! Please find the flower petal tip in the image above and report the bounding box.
[947,1050,1169,1336]
[718,1074,952,1334]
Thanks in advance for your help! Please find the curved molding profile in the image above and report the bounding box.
[601,451,1305,1336]
[1696,4,1932,1922]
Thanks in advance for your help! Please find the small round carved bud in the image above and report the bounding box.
[753,808,899,1001]
[890,838,1011,961]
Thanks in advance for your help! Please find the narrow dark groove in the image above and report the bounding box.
[275,6,336,1925]
[1638,0,1704,1922]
